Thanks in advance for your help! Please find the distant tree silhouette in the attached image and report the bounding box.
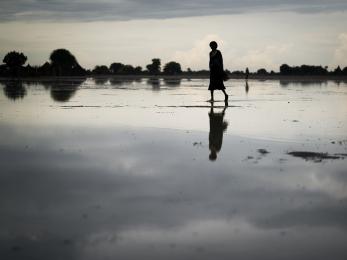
[23,64,37,77]
[333,66,342,75]
[134,66,142,74]
[109,63,142,75]
[163,61,182,75]
[146,58,161,75]
[231,70,244,75]
[37,62,53,76]
[3,51,27,76]
[2,48,347,78]
[280,64,291,75]
[110,62,125,74]
[121,65,135,74]
[50,49,85,76]
[280,64,328,75]
[0,64,8,76]
[92,65,110,75]
[257,68,268,75]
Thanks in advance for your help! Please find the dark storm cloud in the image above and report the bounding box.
[0,0,346,21]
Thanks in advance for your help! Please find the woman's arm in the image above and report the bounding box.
[218,51,224,71]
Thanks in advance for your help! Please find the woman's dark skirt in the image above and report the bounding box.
[209,71,225,90]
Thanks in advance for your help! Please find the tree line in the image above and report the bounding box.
[0,49,347,77]
[0,49,184,77]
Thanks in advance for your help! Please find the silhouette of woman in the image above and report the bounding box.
[209,102,228,161]
[209,41,228,102]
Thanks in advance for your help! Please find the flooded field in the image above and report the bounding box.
[1,77,347,260]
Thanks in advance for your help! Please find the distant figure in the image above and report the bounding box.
[245,67,249,81]
[209,41,228,102]
[208,102,228,161]
[245,81,249,94]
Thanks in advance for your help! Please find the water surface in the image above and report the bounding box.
[1,78,347,260]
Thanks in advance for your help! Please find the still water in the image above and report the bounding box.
[0,78,347,259]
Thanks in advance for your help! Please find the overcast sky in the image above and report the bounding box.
[0,0,346,70]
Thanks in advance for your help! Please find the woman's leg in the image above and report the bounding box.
[210,90,214,101]
[222,89,228,101]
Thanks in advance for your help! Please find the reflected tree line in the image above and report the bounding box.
[279,78,347,87]
[2,75,346,102]
[1,79,84,102]
[0,77,184,102]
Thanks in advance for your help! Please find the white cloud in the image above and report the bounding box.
[230,45,290,71]
[172,34,226,70]
[331,33,347,68]
[172,34,291,71]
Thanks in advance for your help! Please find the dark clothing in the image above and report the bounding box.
[209,50,225,90]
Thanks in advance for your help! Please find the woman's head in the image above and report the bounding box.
[209,41,218,50]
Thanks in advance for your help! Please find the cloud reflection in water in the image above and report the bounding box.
[0,123,346,260]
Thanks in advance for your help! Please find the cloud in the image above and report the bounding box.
[0,0,347,22]
[331,33,347,68]
[173,37,290,71]
[231,44,291,71]
[172,34,226,70]
[1,120,347,259]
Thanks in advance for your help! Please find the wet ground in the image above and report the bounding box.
[0,77,347,260]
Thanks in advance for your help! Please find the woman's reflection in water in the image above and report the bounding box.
[209,102,228,161]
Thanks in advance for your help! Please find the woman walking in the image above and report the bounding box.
[208,41,228,102]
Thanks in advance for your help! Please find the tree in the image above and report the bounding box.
[134,66,142,74]
[280,64,328,75]
[50,49,80,76]
[110,62,125,74]
[38,62,53,76]
[0,64,8,77]
[333,66,342,75]
[3,51,27,76]
[163,61,182,75]
[121,65,135,74]
[280,64,291,75]
[257,68,268,75]
[146,58,161,75]
[92,65,110,75]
